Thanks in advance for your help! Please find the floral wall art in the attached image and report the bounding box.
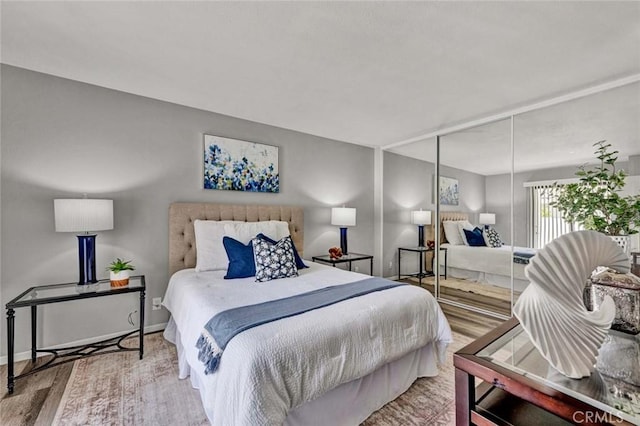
[203,135,279,193]
[439,176,459,206]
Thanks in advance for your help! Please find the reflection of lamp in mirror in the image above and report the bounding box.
[54,198,114,284]
[479,213,496,229]
[331,207,356,255]
[411,209,431,248]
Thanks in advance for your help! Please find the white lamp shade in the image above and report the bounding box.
[479,213,496,225]
[331,207,356,227]
[411,210,431,225]
[54,199,114,232]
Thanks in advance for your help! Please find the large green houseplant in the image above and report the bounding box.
[552,141,640,239]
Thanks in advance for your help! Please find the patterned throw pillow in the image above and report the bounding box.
[483,227,503,248]
[252,236,299,282]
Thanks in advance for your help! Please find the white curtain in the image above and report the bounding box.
[528,184,582,249]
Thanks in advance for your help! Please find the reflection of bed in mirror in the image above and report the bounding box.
[437,212,533,292]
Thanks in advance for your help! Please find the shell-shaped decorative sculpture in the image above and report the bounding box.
[514,230,630,379]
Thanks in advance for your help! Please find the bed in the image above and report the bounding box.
[438,212,534,292]
[162,202,452,425]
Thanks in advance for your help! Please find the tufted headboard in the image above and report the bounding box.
[439,212,469,244]
[169,203,304,276]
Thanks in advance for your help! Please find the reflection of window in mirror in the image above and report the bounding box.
[513,82,640,254]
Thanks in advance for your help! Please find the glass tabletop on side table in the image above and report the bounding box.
[7,275,145,308]
[312,253,373,262]
[476,322,640,424]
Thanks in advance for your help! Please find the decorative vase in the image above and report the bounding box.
[110,270,130,288]
[587,268,640,334]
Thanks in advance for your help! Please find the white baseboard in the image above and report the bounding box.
[386,275,399,280]
[0,322,167,366]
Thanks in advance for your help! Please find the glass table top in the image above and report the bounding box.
[477,324,640,423]
[312,253,372,261]
[7,276,145,308]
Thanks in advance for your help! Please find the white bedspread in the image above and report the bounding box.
[163,262,451,425]
[441,243,534,281]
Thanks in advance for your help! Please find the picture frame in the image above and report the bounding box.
[203,134,279,193]
[438,176,459,206]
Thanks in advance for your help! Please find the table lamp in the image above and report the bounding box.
[54,198,114,284]
[331,207,356,255]
[479,213,496,230]
[411,209,432,247]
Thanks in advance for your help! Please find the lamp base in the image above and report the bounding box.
[417,225,425,248]
[77,234,98,285]
[339,227,349,255]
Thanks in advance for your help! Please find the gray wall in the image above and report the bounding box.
[1,65,375,356]
[383,151,485,278]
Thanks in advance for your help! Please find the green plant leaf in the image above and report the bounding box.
[107,257,136,272]
[552,140,640,235]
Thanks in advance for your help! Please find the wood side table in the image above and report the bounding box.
[454,317,638,425]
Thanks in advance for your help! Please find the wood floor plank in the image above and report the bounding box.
[0,388,49,426]
[443,305,503,339]
[33,362,74,426]
[402,276,513,318]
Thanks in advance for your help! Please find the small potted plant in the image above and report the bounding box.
[107,258,135,287]
[552,140,640,253]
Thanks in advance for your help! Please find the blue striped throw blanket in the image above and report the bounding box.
[196,277,405,374]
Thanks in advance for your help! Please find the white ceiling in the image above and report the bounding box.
[1,1,640,152]
[391,82,640,175]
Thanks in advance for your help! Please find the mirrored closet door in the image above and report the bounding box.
[383,137,438,293]
[383,80,639,321]
[436,118,513,318]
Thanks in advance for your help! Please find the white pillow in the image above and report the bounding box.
[457,221,475,245]
[194,220,237,272]
[224,221,280,244]
[443,221,464,245]
[271,220,292,240]
[195,220,293,272]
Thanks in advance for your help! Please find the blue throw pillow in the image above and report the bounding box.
[257,233,308,269]
[222,236,256,279]
[464,227,486,247]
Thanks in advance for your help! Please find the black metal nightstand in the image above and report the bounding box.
[5,275,146,394]
[312,253,374,275]
[398,247,447,285]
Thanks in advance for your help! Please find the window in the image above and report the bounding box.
[528,183,582,249]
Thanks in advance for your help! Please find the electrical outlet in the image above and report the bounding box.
[388,261,393,270]
[354,266,360,272]
[152,297,162,310]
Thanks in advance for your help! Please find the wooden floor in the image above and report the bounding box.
[0,354,74,426]
[1,288,503,426]
[405,276,513,318]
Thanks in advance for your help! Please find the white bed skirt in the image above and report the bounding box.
[164,317,441,425]
[446,266,530,292]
